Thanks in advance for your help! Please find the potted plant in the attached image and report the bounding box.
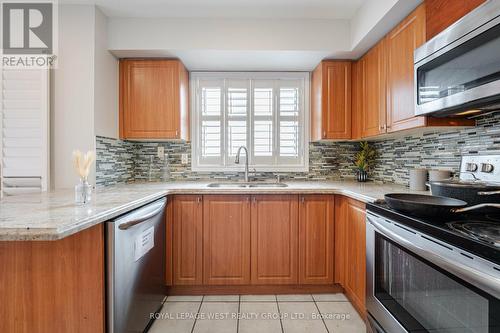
[354,141,377,182]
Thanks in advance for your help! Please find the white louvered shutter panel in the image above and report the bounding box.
[197,79,223,167]
[225,80,249,166]
[1,68,49,196]
[252,80,274,165]
[278,79,304,166]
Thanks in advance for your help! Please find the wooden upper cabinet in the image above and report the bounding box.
[361,40,387,138]
[386,4,474,133]
[298,195,335,285]
[203,195,251,285]
[119,59,189,140]
[311,61,352,141]
[386,4,427,132]
[251,195,299,285]
[172,195,203,285]
[426,0,486,40]
[351,61,363,140]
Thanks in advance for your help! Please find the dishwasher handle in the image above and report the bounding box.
[118,198,167,230]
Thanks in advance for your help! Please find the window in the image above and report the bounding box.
[191,72,309,172]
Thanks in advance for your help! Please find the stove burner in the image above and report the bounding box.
[447,221,500,247]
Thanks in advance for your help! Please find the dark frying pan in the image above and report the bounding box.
[384,193,500,218]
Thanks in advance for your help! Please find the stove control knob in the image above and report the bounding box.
[465,163,478,172]
[481,163,494,173]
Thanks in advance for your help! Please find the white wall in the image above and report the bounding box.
[107,0,423,69]
[52,5,118,189]
[52,5,96,189]
[94,7,119,139]
[349,0,422,58]
[108,17,351,70]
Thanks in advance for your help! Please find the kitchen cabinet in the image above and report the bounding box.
[353,4,474,139]
[334,196,366,317]
[311,61,352,140]
[351,61,364,140]
[386,4,475,133]
[425,0,486,40]
[251,195,299,285]
[172,195,203,285]
[203,195,251,285]
[298,195,335,284]
[0,225,105,333]
[386,5,427,132]
[165,198,174,286]
[361,40,387,138]
[119,59,189,140]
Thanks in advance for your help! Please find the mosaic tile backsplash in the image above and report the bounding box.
[96,138,359,186]
[96,112,500,187]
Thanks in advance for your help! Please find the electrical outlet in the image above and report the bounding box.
[181,154,189,165]
[157,146,164,159]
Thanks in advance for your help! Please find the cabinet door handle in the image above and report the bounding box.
[301,196,305,204]
[197,196,202,204]
[323,131,326,137]
[252,197,257,204]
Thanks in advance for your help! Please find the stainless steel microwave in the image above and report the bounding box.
[414,0,500,117]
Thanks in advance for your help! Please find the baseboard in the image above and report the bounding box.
[167,284,343,295]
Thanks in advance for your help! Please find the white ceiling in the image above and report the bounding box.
[61,0,367,19]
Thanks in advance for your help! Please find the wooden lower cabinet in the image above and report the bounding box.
[251,195,299,285]
[335,196,366,316]
[203,195,251,285]
[0,224,105,333]
[171,194,356,292]
[172,195,203,285]
[299,195,335,284]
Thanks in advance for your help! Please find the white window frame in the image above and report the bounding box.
[191,72,310,172]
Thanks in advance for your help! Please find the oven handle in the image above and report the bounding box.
[368,216,500,299]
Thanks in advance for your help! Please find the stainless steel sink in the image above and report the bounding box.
[207,182,288,188]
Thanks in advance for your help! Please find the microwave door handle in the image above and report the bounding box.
[368,217,500,299]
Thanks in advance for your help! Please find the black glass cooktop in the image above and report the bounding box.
[367,201,500,266]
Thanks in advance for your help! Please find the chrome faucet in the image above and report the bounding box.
[235,146,250,182]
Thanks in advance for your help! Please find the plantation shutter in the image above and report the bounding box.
[198,78,223,167]
[1,68,50,196]
[191,73,308,171]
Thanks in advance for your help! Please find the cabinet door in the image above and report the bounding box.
[251,195,299,285]
[311,61,351,140]
[362,41,387,138]
[298,195,335,284]
[120,60,182,139]
[426,0,485,40]
[344,198,366,315]
[203,195,251,285]
[351,61,363,140]
[386,5,426,133]
[323,62,352,139]
[173,195,203,285]
[334,196,347,285]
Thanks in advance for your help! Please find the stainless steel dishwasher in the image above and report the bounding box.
[106,197,167,333]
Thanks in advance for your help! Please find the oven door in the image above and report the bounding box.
[366,212,500,333]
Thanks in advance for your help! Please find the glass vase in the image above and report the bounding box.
[75,177,92,205]
[357,170,368,182]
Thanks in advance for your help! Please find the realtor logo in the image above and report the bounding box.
[2,2,52,54]
[1,0,57,68]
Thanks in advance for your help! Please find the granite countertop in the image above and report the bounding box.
[0,180,428,241]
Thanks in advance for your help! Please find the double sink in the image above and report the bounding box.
[207,182,288,188]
